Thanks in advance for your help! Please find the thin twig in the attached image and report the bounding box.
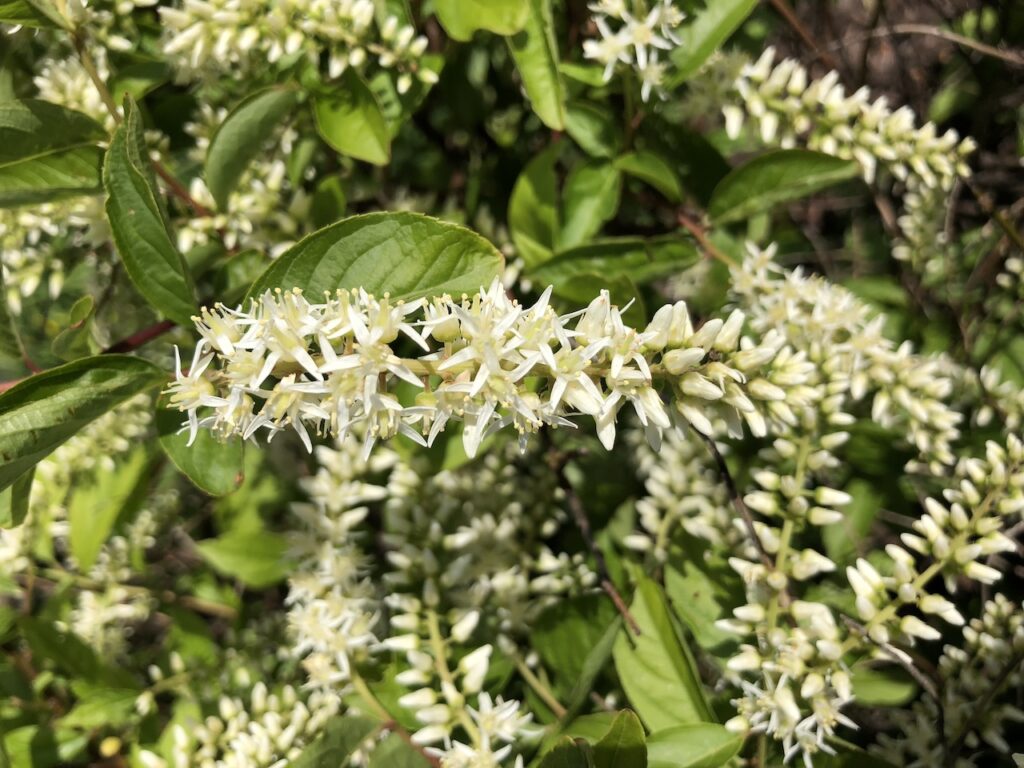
[104,319,177,354]
[841,616,941,703]
[944,648,1024,764]
[700,435,775,570]
[549,450,642,636]
[766,0,848,77]
[855,24,1024,68]
[677,211,738,269]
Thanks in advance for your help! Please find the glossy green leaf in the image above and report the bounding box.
[615,151,683,202]
[539,738,595,768]
[0,468,33,528]
[313,70,391,166]
[647,724,743,768]
[434,0,529,40]
[104,97,197,326]
[205,87,300,210]
[508,0,567,130]
[708,149,861,224]
[534,594,617,700]
[592,710,646,768]
[0,355,165,493]
[508,142,562,268]
[109,61,171,102]
[850,663,919,707]
[0,99,104,207]
[50,295,96,361]
[367,733,430,768]
[157,403,245,497]
[664,536,743,654]
[613,577,714,731]
[61,689,137,729]
[68,447,151,572]
[560,62,607,87]
[668,0,757,85]
[196,530,291,588]
[566,102,621,159]
[530,237,699,288]
[0,0,67,28]
[0,267,23,363]
[247,212,505,302]
[291,716,378,768]
[561,162,621,248]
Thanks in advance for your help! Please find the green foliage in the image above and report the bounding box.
[247,212,505,300]
[708,149,861,224]
[613,577,714,731]
[0,100,104,207]
[205,87,301,210]
[195,529,291,588]
[508,0,567,130]
[434,0,530,40]
[646,724,743,768]
[0,356,164,492]
[313,70,392,166]
[103,97,197,326]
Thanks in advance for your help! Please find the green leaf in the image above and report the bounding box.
[664,536,743,654]
[19,618,134,687]
[821,479,881,565]
[560,62,607,87]
[850,663,919,707]
[646,724,743,768]
[104,97,197,326]
[708,149,861,224]
[368,733,430,768]
[530,237,699,288]
[311,175,348,228]
[157,403,245,497]
[0,264,24,364]
[613,577,714,731]
[509,142,562,268]
[0,355,165,493]
[561,161,621,248]
[592,710,646,768]
[566,102,621,159]
[508,0,567,130]
[50,295,96,361]
[434,0,529,40]
[68,448,151,572]
[534,594,617,700]
[0,0,67,28]
[108,61,171,102]
[0,100,105,207]
[196,529,291,588]
[313,70,391,166]
[0,468,32,528]
[290,716,378,768]
[615,152,682,202]
[60,689,137,729]
[668,0,757,85]
[205,87,300,210]
[246,212,504,302]
[565,613,622,718]
[539,738,595,768]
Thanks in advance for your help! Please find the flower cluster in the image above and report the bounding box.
[178,107,312,256]
[168,281,799,459]
[159,0,435,91]
[875,595,1024,766]
[722,48,975,291]
[284,434,571,765]
[583,0,686,101]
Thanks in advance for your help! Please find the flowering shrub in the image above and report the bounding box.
[1,1,1022,767]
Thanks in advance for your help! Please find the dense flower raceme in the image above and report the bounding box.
[583,0,686,101]
[721,48,976,291]
[285,436,576,765]
[159,0,436,91]
[168,280,805,459]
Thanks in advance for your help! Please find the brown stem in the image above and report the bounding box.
[677,211,738,269]
[103,319,177,354]
[549,450,642,636]
[700,435,775,570]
